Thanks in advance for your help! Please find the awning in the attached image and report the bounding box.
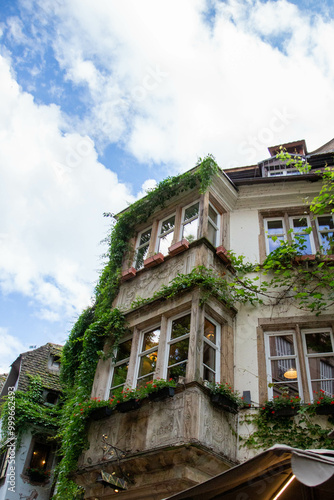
[164,445,334,500]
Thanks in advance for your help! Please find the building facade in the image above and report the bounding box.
[74,139,334,499]
[0,343,62,500]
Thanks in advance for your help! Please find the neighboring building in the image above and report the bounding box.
[74,138,334,498]
[0,343,62,500]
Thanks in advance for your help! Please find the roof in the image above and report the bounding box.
[0,374,8,392]
[16,343,63,393]
[165,445,334,500]
[309,137,334,155]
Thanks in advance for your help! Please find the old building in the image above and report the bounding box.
[74,138,334,499]
[0,343,62,500]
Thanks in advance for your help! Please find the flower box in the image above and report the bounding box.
[210,393,238,414]
[26,468,50,483]
[90,406,114,420]
[216,246,231,264]
[168,239,189,257]
[315,404,334,416]
[121,267,137,281]
[116,399,141,413]
[144,253,164,268]
[272,407,298,417]
[148,386,175,402]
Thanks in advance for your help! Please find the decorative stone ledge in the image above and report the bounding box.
[143,253,164,268]
[121,267,137,281]
[168,239,189,257]
[216,245,231,264]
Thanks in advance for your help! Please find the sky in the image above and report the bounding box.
[0,0,334,372]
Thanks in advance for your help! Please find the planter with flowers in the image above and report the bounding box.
[143,378,177,402]
[207,382,242,414]
[112,388,142,413]
[312,390,334,415]
[26,467,50,483]
[260,393,301,418]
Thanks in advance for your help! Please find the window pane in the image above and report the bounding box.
[295,234,313,254]
[116,339,132,362]
[305,332,333,354]
[267,220,284,235]
[135,244,149,269]
[269,335,294,357]
[142,328,160,352]
[208,222,217,246]
[183,218,198,243]
[273,383,299,398]
[160,216,175,234]
[138,351,158,377]
[111,363,129,388]
[319,232,334,254]
[268,235,285,253]
[137,374,153,388]
[139,229,152,246]
[30,443,50,470]
[209,205,218,224]
[171,314,191,339]
[204,318,216,344]
[159,231,174,255]
[203,343,215,371]
[308,356,334,381]
[168,338,189,365]
[311,379,334,396]
[317,216,334,231]
[184,202,199,222]
[168,362,187,381]
[203,366,215,383]
[292,217,308,231]
[271,359,298,382]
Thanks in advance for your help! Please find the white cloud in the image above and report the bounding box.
[0,54,136,322]
[0,327,26,373]
[21,0,334,170]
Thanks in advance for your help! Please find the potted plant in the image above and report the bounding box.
[113,388,141,413]
[143,378,176,402]
[312,390,334,415]
[26,467,50,483]
[261,393,301,418]
[207,382,242,414]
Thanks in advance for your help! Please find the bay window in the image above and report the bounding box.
[202,317,220,383]
[134,227,152,269]
[157,215,175,255]
[109,337,132,395]
[166,314,191,381]
[136,326,160,387]
[181,202,199,243]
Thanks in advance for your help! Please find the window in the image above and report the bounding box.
[181,202,199,243]
[264,327,334,402]
[207,204,220,247]
[202,317,220,383]
[264,218,286,254]
[109,337,132,395]
[157,215,175,255]
[134,227,152,269]
[48,354,61,371]
[30,442,50,470]
[265,332,301,398]
[264,215,315,255]
[166,313,191,381]
[316,215,334,255]
[302,329,334,399]
[289,216,315,254]
[136,326,160,387]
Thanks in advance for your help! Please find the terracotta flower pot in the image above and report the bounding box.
[144,253,164,268]
[216,246,231,264]
[121,267,137,281]
[168,239,189,257]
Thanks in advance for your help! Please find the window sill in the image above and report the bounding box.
[216,245,231,264]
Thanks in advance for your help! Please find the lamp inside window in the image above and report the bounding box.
[284,367,298,379]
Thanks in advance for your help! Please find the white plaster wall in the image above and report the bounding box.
[0,429,55,500]
[229,209,260,262]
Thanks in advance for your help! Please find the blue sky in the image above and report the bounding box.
[0,0,334,371]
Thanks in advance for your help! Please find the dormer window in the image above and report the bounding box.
[49,355,61,371]
[260,155,305,178]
